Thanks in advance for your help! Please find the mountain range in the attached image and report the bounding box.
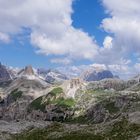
[0,63,118,83]
[0,62,139,140]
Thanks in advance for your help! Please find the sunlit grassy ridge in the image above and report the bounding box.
[28,87,75,112]
[48,87,63,96]
[10,89,23,101]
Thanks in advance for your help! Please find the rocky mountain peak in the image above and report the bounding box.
[82,68,114,81]
[24,65,34,75]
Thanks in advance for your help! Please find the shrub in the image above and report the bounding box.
[10,89,23,101]
[49,87,63,96]
[28,96,46,112]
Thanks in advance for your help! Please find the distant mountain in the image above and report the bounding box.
[18,65,34,76]
[0,63,11,83]
[10,66,50,88]
[3,66,50,101]
[3,65,68,84]
[38,68,68,84]
[81,69,114,81]
[6,67,19,79]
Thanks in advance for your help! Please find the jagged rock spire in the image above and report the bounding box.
[24,65,34,75]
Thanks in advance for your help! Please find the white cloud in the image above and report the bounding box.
[0,32,10,43]
[90,63,107,70]
[103,36,113,49]
[31,28,99,60]
[51,58,72,65]
[0,0,99,63]
[134,63,140,72]
[101,0,140,64]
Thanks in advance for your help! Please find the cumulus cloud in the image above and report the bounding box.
[31,28,99,60]
[0,0,99,63]
[103,36,113,49]
[101,0,140,64]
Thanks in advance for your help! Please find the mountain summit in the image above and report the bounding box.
[82,69,114,81]
[24,65,34,75]
[18,65,34,76]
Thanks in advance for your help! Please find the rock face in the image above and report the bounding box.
[82,69,114,81]
[65,78,85,98]
[0,63,11,83]
[24,66,34,75]
[18,65,34,76]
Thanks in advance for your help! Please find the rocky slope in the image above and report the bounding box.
[3,88,139,140]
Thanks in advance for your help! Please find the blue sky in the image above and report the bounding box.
[72,0,107,46]
[0,0,140,78]
[0,0,107,68]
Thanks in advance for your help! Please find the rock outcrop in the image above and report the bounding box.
[62,78,86,98]
[18,65,34,77]
[24,65,34,75]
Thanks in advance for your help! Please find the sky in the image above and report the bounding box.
[0,0,140,79]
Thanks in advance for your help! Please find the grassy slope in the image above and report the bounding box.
[28,87,75,112]
[11,118,140,140]
[10,89,23,101]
